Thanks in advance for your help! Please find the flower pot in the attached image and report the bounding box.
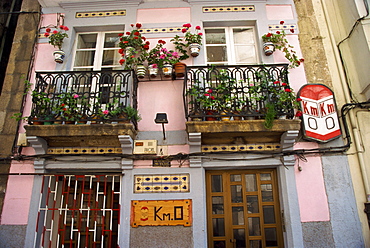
[31,117,43,125]
[206,110,218,121]
[136,64,146,79]
[174,62,186,78]
[125,46,135,56]
[162,64,173,78]
[189,43,201,57]
[263,42,275,56]
[220,111,230,121]
[54,116,63,125]
[148,64,158,78]
[53,50,65,63]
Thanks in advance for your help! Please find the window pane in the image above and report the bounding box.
[261,173,271,181]
[248,217,261,236]
[232,207,244,225]
[213,218,225,236]
[214,241,226,248]
[234,45,256,63]
[233,28,254,44]
[245,174,257,191]
[211,175,223,192]
[77,34,97,49]
[74,51,95,67]
[212,196,224,214]
[207,46,227,62]
[104,33,120,48]
[261,184,273,202]
[265,228,278,247]
[230,174,242,182]
[102,50,120,66]
[233,229,246,248]
[250,240,262,248]
[205,28,226,44]
[247,195,259,213]
[263,206,276,224]
[231,185,243,203]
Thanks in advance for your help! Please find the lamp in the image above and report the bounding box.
[155,113,168,140]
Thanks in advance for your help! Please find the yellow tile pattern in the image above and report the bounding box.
[134,174,190,193]
[138,27,183,34]
[201,143,281,153]
[47,147,122,154]
[268,24,297,31]
[75,10,126,18]
[203,6,255,12]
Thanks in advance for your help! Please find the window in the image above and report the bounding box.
[35,175,121,248]
[204,27,258,65]
[73,31,122,71]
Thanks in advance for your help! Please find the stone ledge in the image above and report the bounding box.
[25,124,137,147]
[186,119,301,144]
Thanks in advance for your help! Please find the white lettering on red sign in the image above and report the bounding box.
[298,84,341,142]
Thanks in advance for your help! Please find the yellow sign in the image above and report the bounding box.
[131,199,192,227]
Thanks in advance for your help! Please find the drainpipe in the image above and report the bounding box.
[320,0,370,202]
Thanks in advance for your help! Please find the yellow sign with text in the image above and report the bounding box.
[131,199,192,227]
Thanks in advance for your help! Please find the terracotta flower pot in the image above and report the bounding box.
[174,62,186,78]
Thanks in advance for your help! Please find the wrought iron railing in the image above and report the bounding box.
[184,64,296,121]
[32,70,138,126]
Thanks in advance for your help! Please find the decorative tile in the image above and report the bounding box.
[75,10,126,18]
[201,143,281,153]
[203,6,255,13]
[138,27,183,34]
[268,24,297,32]
[47,147,121,154]
[134,174,190,193]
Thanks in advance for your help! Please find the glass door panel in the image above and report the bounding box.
[206,170,283,248]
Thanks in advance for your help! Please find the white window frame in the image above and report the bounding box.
[72,31,122,71]
[204,26,258,65]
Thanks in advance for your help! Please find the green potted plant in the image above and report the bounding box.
[123,106,141,122]
[44,25,69,63]
[118,23,149,70]
[147,40,180,78]
[181,23,203,57]
[261,21,304,68]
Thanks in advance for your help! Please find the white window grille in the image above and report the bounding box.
[35,175,121,248]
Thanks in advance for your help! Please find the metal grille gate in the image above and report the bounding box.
[35,175,121,248]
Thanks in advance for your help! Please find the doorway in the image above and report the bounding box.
[206,169,284,248]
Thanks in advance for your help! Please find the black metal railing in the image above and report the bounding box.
[184,64,296,121]
[32,70,138,126]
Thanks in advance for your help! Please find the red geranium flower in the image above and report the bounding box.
[131,24,134,27]
[207,89,213,93]
[63,26,69,31]
[118,33,123,36]
[134,31,140,36]
[134,37,139,39]
[44,32,49,37]
[195,26,201,30]
[123,41,128,43]
[204,93,210,96]
[274,81,280,84]
[144,45,149,50]
[119,59,125,65]
[118,49,124,54]
[300,58,305,62]
[126,32,131,35]
[183,23,191,28]
[266,33,272,37]
[53,30,58,34]
[296,98,302,101]
[210,96,215,100]
[276,31,280,34]
[282,83,287,86]
[182,28,187,33]
[280,21,285,25]
[60,25,65,29]
[142,37,146,41]
[295,111,303,117]
[46,28,51,32]
[198,32,203,36]
[285,88,292,92]
[136,23,142,28]
[290,29,295,33]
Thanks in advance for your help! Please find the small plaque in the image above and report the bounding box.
[131,199,192,227]
[152,159,171,167]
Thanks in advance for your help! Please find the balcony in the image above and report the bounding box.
[184,65,301,144]
[25,70,138,147]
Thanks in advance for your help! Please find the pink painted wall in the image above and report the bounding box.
[138,79,186,132]
[266,5,294,20]
[1,160,34,224]
[137,8,191,23]
[294,142,330,222]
